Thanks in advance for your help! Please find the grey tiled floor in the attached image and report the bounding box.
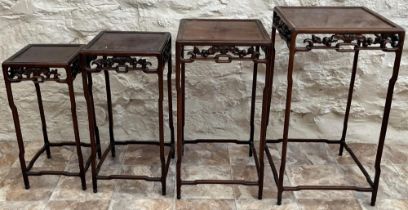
[0,141,407,210]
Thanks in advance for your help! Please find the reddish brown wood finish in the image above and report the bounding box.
[2,44,91,190]
[81,31,170,56]
[3,44,82,67]
[177,19,271,45]
[175,19,273,199]
[80,31,174,195]
[260,6,405,206]
[274,7,403,33]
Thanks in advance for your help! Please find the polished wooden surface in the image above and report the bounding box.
[79,31,174,195]
[81,31,170,55]
[2,44,90,191]
[275,6,404,33]
[177,19,271,44]
[3,44,82,67]
[262,6,405,206]
[175,18,273,199]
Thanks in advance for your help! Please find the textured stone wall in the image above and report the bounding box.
[0,0,407,145]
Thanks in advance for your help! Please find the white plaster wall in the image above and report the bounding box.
[0,0,407,145]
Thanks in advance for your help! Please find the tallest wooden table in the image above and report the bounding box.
[175,19,273,199]
[260,6,405,206]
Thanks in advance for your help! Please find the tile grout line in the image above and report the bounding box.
[227,144,239,210]
[44,146,74,208]
[2,141,407,208]
[107,198,114,210]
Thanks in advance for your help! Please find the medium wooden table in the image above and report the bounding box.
[80,31,174,194]
[2,44,91,190]
[260,6,405,205]
[175,19,273,199]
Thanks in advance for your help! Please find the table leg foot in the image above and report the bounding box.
[277,192,283,205]
[92,179,98,193]
[24,182,30,190]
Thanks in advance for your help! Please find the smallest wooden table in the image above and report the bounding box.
[80,31,174,194]
[260,6,405,206]
[2,44,91,190]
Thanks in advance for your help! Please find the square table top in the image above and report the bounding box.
[81,31,171,56]
[176,19,271,45]
[3,44,83,67]
[274,6,404,33]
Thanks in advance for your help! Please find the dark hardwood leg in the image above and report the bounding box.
[104,70,116,158]
[3,66,30,189]
[81,59,98,193]
[87,72,102,159]
[257,49,267,199]
[258,38,276,199]
[181,51,186,157]
[67,69,86,190]
[339,50,359,156]
[34,82,51,158]
[167,50,175,159]
[249,47,259,157]
[158,61,166,195]
[371,33,404,206]
[277,34,297,205]
[176,44,183,199]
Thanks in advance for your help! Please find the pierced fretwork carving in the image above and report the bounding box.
[185,46,261,63]
[88,56,155,73]
[7,67,65,83]
[302,34,400,51]
[273,13,291,43]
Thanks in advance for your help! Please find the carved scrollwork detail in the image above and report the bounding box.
[89,56,154,73]
[375,34,400,48]
[273,13,291,43]
[7,67,64,83]
[303,35,338,48]
[303,33,400,51]
[185,46,260,63]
